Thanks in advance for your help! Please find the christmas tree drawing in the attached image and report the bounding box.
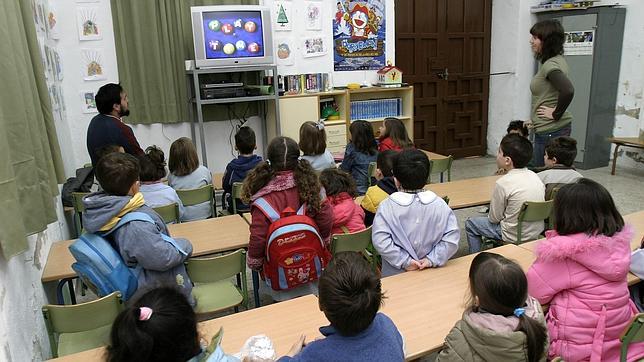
[277,4,289,27]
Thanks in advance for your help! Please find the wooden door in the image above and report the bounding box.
[395,0,492,158]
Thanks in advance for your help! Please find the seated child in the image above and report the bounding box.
[319,168,366,235]
[222,126,263,213]
[437,252,547,362]
[466,134,544,252]
[527,179,644,361]
[372,149,459,277]
[495,120,530,175]
[138,145,184,219]
[339,120,378,195]
[168,137,213,221]
[299,121,336,172]
[278,252,404,362]
[378,117,413,152]
[83,153,194,305]
[108,287,237,362]
[537,136,583,186]
[361,150,397,226]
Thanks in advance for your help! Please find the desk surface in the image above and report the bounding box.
[608,137,644,147]
[47,295,325,362]
[421,150,448,160]
[242,212,251,225]
[424,175,500,209]
[380,244,534,360]
[41,215,250,283]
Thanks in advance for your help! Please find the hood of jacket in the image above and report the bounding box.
[328,192,358,226]
[81,192,132,233]
[536,225,634,282]
[251,171,296,201]
[228,154,262,173]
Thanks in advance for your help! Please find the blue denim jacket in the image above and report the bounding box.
[339,143,378,195]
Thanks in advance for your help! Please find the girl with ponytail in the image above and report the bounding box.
[138,145,184,220]
[242,137,334,301]
[437,252,547,362]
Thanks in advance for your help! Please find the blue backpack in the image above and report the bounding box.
[69,211,187,301]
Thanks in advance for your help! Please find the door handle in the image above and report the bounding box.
[437,68,449,80]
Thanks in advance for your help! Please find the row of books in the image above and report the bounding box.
[350,98,402,120]
[281,73,330,95]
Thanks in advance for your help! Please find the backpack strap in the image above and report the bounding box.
[296,203,306,216]
[254,197,280,222]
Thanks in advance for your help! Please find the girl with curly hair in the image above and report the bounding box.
[242,136,333,301]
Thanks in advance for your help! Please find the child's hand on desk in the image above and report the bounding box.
[284,334,306,357]
[405,259,422,271]
[418,258,432,269]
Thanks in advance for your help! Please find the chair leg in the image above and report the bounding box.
[252,270,261,308]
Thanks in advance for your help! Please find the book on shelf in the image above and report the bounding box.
[350,98,402,121]
[283,73,329,95]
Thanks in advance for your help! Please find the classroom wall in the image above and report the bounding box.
[488,1,644,168]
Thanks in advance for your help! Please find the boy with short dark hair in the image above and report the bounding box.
[361,150,397,226]
[278,252,404,361]
[538,136,583,184]
[222,126,262,213]
[372,149,460,277]
[466,134,545,252]
[82,152,194,304]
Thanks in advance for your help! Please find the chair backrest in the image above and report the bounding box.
[176,184,214,217]
[186,249,246,283]
[42,292,123,357]
[620,313,644,362]
[331,226,372,255]
[368,162,377,186]
[71,192,90,235]
[545,182,566,201]
[442,195,450,205]
[516,200,554,244]
[428,156,453,183]
[230,182,244,214]
[152,203,180,224]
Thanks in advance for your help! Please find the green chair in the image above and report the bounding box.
[152,203,180,224]
[367,162,377,186]
[71,192,90,236]
[442,196,450,205]
[620,313,644,362]
[428,156,453,184]
[516,200,554,244]
[42,292,123,358]
[331,226,379,270]
[176,184,214,219]
[218,182,244,216]
[545,183,565,229]
[186,249,248,316]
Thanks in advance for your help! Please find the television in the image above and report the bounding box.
[191,5,274,68]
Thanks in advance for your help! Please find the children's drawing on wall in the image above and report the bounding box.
[46,2,59,39]
[275,38,295,66]
[82,49,106,81]
[274,1,292,32]
[81,91,98,113]
[303,37,326,58]
[36,1,47,33]
[52,49,63,81]
[333,0,386,71]
[305,2,322,30]
[77,7,101,40]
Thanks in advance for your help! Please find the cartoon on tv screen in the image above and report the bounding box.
[202,11,265,59]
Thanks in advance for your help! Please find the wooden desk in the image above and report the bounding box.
[212,172,224,190]
[424,176,500,209]
[421,150,448,160]
[380,244,535,360]
[608,137,644,175]
[47,295,326,362]
[242,212,251,225]
[42,215,250,283]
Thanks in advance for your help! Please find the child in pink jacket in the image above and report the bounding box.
[319,168,366,235]
[527,178,644,362]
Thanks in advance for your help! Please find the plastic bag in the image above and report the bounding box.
[234,335,276,361]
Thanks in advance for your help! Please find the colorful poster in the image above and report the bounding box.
[275,38,295,66]
[564,30,594,56]
[333,0,386,71]
[303,37,326,58]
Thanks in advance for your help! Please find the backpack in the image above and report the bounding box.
[68,211,188,301]
[253,197,330,291]
[61,166,94,207]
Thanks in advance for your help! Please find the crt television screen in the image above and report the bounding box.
[202,11,265,59]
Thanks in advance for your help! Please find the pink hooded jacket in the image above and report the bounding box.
[527,226,644,362]
[328,192,366,236]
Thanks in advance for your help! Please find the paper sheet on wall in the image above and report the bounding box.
[564,30,594,56]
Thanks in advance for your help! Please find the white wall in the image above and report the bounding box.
[488,1,644,168]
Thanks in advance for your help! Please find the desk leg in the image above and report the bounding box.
[252,270,261,308]
[56,278,77,305]
[612,144,620,175]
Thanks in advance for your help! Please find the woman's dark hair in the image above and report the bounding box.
[349,120,377,155]
[107,287,200,362]
[299,121,327,156]
[319,168,357,197]
[168,137,200,177]
[242,137,323,213]
[554,178,624,236]
[530,19,565,63]
[469,253,547,362]
[381,118,413,149]
[139,146,167,182]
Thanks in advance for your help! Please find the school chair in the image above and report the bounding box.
[428,156,453,184]
[516,200,554,244]
[368,161,377,186]
[176,184,215,219]
[152,203,180,224]
[218,182,244,216]
[545,183,564,229]
[186,249,248,317]
[71,191,90,236]
[42,291,123,358]
[331,226,379,271]
[620,313,644,362]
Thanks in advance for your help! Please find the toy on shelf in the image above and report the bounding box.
[376,61,403,85]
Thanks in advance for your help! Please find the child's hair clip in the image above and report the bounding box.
[139,307,153,321]
[316,120,325,130]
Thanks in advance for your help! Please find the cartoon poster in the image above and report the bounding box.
[275,38,295,66]
[333,0,386,71]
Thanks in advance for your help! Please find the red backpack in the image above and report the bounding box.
[253,197,330,291]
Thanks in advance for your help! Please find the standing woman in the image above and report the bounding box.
[529,20,575,167]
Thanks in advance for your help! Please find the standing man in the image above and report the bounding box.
[87,83,144,166]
